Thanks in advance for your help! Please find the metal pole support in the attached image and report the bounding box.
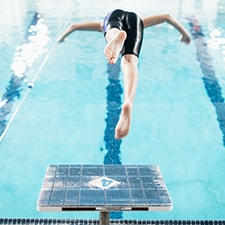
[100,211,110,225]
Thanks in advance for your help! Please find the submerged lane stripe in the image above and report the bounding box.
[103,61,123,219]
[188,17,225,147]
[0,13,47,141]
[0,9,75,142]
[103,61,123,165]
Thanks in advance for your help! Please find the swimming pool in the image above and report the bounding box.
[0,0,225,220]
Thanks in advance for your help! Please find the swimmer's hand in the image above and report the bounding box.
[57,37,65,43]
[180,33,191,44]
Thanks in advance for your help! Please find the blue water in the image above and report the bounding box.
[1,0,225,220]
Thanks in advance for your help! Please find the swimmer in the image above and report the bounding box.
[57,9,191,139]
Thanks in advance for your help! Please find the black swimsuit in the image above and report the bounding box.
[103,9,144,57]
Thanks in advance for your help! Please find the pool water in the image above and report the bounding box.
[1,0,225,220]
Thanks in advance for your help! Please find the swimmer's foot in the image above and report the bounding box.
[115,103,132,139]
[104,30,127,64]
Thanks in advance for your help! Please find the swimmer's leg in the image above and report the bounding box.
[115,54,138,139]
[104,28,127,64]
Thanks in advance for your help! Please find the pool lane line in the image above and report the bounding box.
[0,12,44,142]
[187,17,225,147]
[0,12,74,143]
[0,86,32,143]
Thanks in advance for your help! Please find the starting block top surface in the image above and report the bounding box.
[37,164,172,212]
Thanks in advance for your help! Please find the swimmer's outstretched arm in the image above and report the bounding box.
[57,22,103,42]
[142,14,191,44]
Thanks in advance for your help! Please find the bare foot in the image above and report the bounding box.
[115,103,132,139]
[104,30,127,64]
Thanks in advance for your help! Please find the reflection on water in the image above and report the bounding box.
[217,0,225,30]
[0,12,49,140]
[188,17,225,147]
[207,0,225,53]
